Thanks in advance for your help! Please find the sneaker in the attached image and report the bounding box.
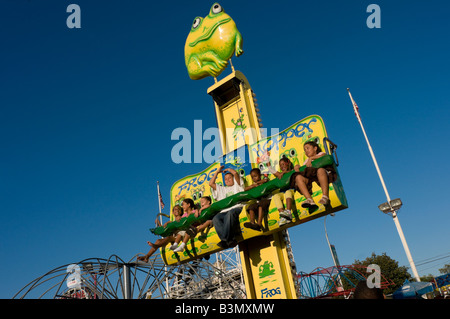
[301,198,317,209]
[173,242,185,253]
[279,209,292,221]
[244,222,262,231]
[244,222,254,229]
[170,243,178,250]
[318,196,330,205]
[308,205,319,214]
[279,217,291,226]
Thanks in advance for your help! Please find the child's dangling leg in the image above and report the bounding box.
[170,233,182,250]
[272,193,287,226]
[173,234,190,253]
[279,190,294,225]
[295,175,318,211]
[244,201,261,231]
[257,206,264,228]
[317,168,330,205]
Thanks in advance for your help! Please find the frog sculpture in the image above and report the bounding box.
[184,3,244,80]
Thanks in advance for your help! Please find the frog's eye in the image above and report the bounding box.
[192,17,202,30]
[290,148,297,157]
[211,3,223,14]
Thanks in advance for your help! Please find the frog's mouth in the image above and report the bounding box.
[189,17,231,47]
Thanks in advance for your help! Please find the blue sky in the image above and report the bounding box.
[1,0,450,298]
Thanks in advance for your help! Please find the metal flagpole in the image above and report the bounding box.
[157,181,163,226]
[347,88,421,282]
[157,181,170,296]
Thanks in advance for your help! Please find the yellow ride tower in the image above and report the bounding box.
[208,70,298,299]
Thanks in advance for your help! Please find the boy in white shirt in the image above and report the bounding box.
[209,166,245,249]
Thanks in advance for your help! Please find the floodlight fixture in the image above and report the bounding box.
[378,198,403,215]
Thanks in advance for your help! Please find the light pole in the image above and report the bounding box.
[324,213,344,291]
[378,198,421,282]
[347,89,421,283]
[324,213,337,266]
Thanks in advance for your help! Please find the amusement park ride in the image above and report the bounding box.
[15,3,357,299]
[149,3,348,299]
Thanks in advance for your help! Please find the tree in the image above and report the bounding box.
[351,252,411,295]
[438,263,450,275]
[420,274,435,282]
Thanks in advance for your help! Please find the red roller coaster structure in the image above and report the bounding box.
[296,265,395,299]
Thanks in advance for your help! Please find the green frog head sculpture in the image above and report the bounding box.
[184,3,244,80]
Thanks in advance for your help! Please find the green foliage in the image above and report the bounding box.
[420,274,435,282]
[438,263,450,275]
[352,252,412,295]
